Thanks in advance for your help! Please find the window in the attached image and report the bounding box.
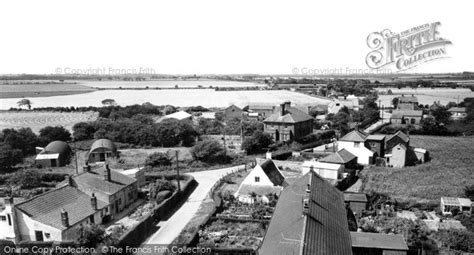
[0,216,6,221]
[354,142,360,148]
[255,177,260,183]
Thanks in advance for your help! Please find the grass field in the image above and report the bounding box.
[360,135,474,203]
[0,111,98,133]
[0,83,96,98]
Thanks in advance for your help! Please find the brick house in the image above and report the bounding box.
[263,102,313,141]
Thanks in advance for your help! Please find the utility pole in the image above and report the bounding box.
[72,138,78,174]
[223,122,227,157]
[175,150,181,192]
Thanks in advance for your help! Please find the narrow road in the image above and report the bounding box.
[364,110,392,134]
[137,165,245,253]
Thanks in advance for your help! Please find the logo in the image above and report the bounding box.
[366,22,451,71]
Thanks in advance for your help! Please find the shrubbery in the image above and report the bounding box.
[191,139,229,164]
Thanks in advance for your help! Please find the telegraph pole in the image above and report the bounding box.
[175,150,181,192]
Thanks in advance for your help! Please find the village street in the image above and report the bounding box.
[137,165,245,254]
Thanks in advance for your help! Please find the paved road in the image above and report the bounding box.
[138,165,245,253]
[364,110,392,134]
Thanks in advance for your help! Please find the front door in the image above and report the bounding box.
[100,153,106,161]
[275,130,280,142]
[35,230,44,241]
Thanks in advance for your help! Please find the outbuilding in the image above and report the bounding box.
[87,139,117,163]
[35,141,71,167]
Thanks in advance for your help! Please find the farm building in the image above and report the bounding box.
[390,110,423,125]
[447,107,467,120]
[344,192,367,215]
[440,197,473,216]
[35,141,71,167]
[351,232,409,255]
[223,104,246,119]
[87,139,117,163]
[263,101,313,142]
[234,159,287,203]
[337,130,374,165]
[259,171,352,255]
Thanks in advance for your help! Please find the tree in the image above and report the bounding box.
[101,99,117,107]
[8,169,41,189]
[431,106,451,125]
[72,122,96,140]
[77,224,106,248]
[17,98,32,110]
[0,143,23,173]
[145,152,172,168]
[191,139,228,164]
[332,112,351,135]
[2,128,38,155]
[392,97,399,108]
[39,126,71,144]
[465,185,474,200]
[241,131,273,154]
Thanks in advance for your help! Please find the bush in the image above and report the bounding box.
[39,126,71,144]
[8,170,42,189]
[241,131,273,154]
[0,143,23,173]
[191,139,228,164]
[145,152,172,168]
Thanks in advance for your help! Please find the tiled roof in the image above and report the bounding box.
[264,107,313,123]
[259,160,286,186]
[15,186,107,230]
[259,171,352,255]
[386,131,409,144]
[73,167,136,195]
[319,149,357,164]
[351,232,408,250]
[339,130,368,142]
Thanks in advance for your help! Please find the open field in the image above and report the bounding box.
[0,89,331,109]
[376,88,474,107]
[360,135,474,202]
[80,79,264,89]
[0,83,96,98]
[0,111,98,133]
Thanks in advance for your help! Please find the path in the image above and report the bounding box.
[364,110,391,134]
[137,165,245,253]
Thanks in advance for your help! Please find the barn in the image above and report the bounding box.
[35,141,71,167]
[87,139,117,163]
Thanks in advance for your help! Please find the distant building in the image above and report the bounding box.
[397,95,419,110]
[248,104,277,120]
[156,110,192,122]
[223,104,246,119]
[344,192,367,215]
[337,130,374,165]
[87,139,117,163]
[447,107,467,120]
[440,197,473,215]
[390,110,423,125]
[35,141,71,167]
[259,171,352,255]
[351,232,409,255]
[234,160,286,203]
[263,101,313,142]
[328,97,363,114]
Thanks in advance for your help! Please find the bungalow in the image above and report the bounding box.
[337,130,374,165]
[14,185,108,242]
[440,197,472,216]
[35,141,71,167]
[301,160,344,181]
[351,232,409,255]
[87,139,117,163]
[390,110,423,125]
[263,101,314,142]
[234,159,287,203]
[447,107,467,120]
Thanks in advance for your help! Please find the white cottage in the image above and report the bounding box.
[234,159,287,203]
[337,130,374,165]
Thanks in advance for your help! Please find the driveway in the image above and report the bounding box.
[137,165,245,253]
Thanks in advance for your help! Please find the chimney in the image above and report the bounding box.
[91,193,97,210]
[65,175,73,186]
[104,164,111,182]
[61,208,69,228]
[280,103,286,116]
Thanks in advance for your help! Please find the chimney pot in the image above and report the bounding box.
[61,208,69,228]
[91,193,98,211]
[104,164,111,182]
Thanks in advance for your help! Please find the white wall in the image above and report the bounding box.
[338,141,373,165]
[240,165,275,187]
[15,209,62,241]
[0,204,15,240]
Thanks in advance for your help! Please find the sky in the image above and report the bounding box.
[0,0,472,75]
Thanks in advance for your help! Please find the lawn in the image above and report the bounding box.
[360,135,474,202]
